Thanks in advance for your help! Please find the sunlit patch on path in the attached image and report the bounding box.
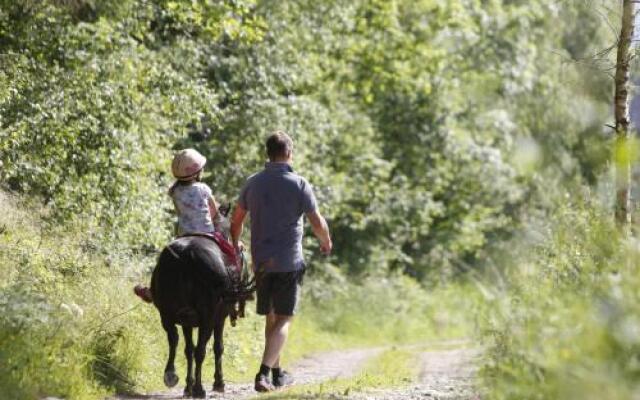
[111,342,479,399]
[351,346,481,400]
[111,347,382,399]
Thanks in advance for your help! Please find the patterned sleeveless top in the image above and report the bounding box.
[170,182,215,235]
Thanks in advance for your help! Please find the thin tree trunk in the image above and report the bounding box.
[614,0,635,228]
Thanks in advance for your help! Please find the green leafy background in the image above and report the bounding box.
[1,1,637,399]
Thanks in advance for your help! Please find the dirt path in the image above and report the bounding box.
[113,343,479,400]
[113,347,382,400]
[352,346,481,400]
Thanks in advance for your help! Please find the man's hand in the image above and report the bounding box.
[235,240,245,253]
[306,210,332,256]
[231,203,248,251]
[320,238,332,255]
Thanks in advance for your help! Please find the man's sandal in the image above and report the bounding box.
[272,370,294,388]
[254,373,275,392]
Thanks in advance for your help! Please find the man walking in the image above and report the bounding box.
[230,131,332,392]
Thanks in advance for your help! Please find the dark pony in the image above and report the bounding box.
[150,205,252,398]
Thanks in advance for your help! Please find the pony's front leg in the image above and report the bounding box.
[182,326,195,397]
[212,308,226,392]
[193,322,214,398]
[162,319,179,388]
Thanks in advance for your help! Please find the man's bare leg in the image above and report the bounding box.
[255,312,292,392]
[262,312,292,367]
[264,313,280,368]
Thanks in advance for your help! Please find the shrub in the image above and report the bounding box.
[478,197,640,400]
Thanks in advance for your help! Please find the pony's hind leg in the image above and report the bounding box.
[182,326,195,397]
[162,319,179,388]
[212,304,226,392]
[193,322,214,398]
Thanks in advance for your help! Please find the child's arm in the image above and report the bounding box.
[171,197,180,236]
[208,194,219,222]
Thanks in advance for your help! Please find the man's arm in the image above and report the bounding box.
[230,203,248,250]
[306,210,332,255]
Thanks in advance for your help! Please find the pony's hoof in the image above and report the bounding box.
[193,384,207,398]
[183,386,193,398]
[164,371,179,388]
[212,383,225,393]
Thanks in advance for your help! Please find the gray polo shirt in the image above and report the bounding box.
[238,162,317,272]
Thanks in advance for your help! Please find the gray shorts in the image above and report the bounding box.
[255,266,304,316]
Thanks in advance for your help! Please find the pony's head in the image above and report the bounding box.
[215,203,256,326]
[214,203,232,239]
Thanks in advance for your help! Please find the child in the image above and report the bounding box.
[134,149,219,302]
[168,148,219,236]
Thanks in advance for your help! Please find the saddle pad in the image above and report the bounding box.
[178,232,240,271]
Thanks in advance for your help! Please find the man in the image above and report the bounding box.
[230,131,332,392]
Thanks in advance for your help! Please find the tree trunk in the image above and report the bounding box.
[614,0,635,228]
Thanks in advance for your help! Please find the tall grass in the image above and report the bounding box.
[0,190,476,399]
[477,198,640,399]
[0,191,167,398]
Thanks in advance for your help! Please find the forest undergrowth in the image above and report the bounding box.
[0,190,476,399]
[476,192,640,399]
[1,1,636,399]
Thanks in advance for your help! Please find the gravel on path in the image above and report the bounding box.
[351,347,481,400]
[110,342,480,400]
[111,347,382,400]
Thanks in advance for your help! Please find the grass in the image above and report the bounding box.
[0,190,478,399]
[205,276,478,384]
[477,199,640,400]
[258,347,422,399]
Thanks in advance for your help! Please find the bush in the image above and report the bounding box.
[0,191,167,398]
[478,196,640,400]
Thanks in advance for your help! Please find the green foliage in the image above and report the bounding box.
[300,273,477,345]
[478,196,640,399]
[0,190,474,398]
[183,0,611,281]
[0,192,164,398]
[0,0,625,397]
[0,0,261,248]
[1,0,612,281]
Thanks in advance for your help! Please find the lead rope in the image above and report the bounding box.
[226,248,255,327]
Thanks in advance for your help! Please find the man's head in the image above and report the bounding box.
[266,131,294,162]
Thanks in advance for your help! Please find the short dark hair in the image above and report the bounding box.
[266,131,294,161]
